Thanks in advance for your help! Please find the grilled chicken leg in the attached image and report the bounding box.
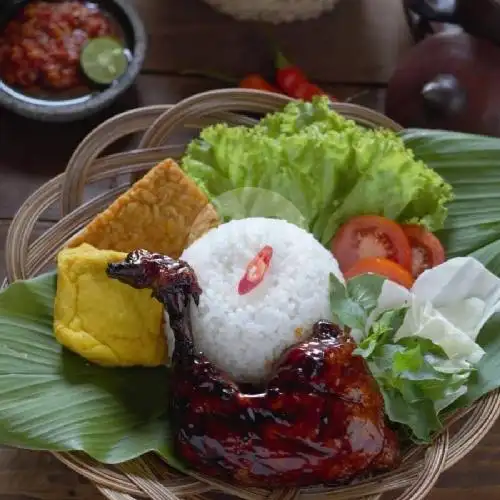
[107,250,400,487]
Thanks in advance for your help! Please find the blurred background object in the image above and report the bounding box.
[403,0,500,44]
[201,0,341,23]
[388,0,500,136]
[386,31,500,136]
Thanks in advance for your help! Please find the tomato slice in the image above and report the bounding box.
[344,257,415,289]
[331,215,412,273]
[401,224,445,278]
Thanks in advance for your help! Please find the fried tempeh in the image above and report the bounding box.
[67,159,220,257]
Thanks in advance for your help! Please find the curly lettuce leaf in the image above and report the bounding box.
[182,97,453,245]
[255,98,357,137]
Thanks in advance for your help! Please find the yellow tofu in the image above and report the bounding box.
[54,243,166,367]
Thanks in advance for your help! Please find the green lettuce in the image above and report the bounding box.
[182,97,453,245]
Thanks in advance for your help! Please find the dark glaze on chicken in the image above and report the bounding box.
[107,249,400,487]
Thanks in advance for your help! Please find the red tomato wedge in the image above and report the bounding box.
[401,224,446,278]
[344,257,415,289]
[331,215,412,273]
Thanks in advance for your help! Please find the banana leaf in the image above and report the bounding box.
[0,273,184,468]
[401,129,500,276]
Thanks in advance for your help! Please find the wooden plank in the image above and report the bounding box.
[133,0,413,84]
[0,448,102,500]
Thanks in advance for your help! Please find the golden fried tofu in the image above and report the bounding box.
[54,243,165,367]
[66,159,220,258]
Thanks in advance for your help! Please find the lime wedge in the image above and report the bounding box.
[80,37,129,85]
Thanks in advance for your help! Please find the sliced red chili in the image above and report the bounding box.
[238,245,273,295]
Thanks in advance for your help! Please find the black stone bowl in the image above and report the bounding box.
[0,0,147,122]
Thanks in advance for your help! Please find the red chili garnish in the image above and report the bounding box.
[275,51,336,102]
[238,245,273,295]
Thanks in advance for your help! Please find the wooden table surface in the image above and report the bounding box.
[0,0,499,498]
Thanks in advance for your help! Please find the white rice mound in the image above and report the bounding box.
[173,218,344,384]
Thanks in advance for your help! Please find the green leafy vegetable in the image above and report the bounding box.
[329,273,385,330]
[355,309,406,358]
[183,98,453,245]
[363,332,471,442]
[0,272,183,468]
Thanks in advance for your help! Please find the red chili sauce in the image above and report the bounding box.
[0,1,115,92]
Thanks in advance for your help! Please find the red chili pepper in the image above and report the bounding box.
[179,70,282,94]
[238,245,274,296]
[239,73,281,94]
[275,52,336,102]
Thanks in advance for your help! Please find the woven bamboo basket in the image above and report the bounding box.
[4,89,500,500]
